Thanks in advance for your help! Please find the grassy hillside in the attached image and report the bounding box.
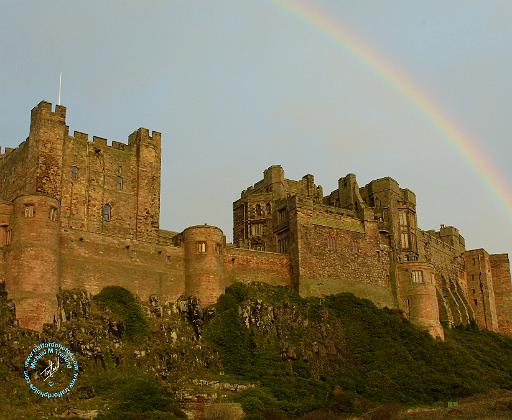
[203,283,512,417]
[1,283,511,419]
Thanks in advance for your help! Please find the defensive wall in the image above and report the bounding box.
[0,101,511,340]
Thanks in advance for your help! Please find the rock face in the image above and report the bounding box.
[0,286,257,420]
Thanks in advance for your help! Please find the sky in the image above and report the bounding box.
[0,0,511,255]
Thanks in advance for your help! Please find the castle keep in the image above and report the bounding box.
[1,101,511,339]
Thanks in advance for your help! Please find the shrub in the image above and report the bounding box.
[94,286,150,342]
[94,369,186,419]
[203,403,244,420]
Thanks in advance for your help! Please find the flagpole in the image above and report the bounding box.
[58,72,62,105]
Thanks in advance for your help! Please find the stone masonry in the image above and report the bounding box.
[0,101,511,339]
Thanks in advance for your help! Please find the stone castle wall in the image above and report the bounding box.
[1,101,511,339]
[491,254,512,336]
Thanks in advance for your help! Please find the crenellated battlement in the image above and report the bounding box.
[67,129,158,153]
[31,100,67,121]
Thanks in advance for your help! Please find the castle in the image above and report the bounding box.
[1,101,511,339]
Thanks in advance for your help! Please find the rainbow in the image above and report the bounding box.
[272,0,512,220]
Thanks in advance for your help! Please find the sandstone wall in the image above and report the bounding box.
[417,229,473,327]
[490,253,512,336]
[292,200,394,308]
[224,247,291,288]
[397,262,444,339]
[464,249,499,331]
[60,229,185,306]
[183,225,225,306]
[5,195,61,330]
[60,128,161,241]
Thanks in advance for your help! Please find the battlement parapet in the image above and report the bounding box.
[67,129,157,154]
[490,253,509,262]
[128,127,162,147]
[31,100,66,120]
[0,140,27,164]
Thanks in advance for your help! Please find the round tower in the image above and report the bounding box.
[398,262,444,339]
[5,194,61,330]
[183,225,225,305]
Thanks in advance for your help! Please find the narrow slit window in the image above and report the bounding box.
[116,176,123,191]
[49,207,58,221]
[6,229,12,245]
[215,243,222,254]
[102,203,111,222]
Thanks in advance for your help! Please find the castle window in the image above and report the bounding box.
[266,203,271,215]
[24,205,34,218]
[6,229,12,245]
[327,236,336,250]
[412,270,424,283]
[277,208,287,223]
[71,165,79,181]
[474,298,478,306]
[197,241,206,253]
[166,255,171,263]
[215,243,222,255]
[251,223,263,236]
[255,204,262,216]
[49,207,58,222]
[399,211,408,226]
[116,176,123,191]
[352,240,358,253]
[278,236,288,253]
[400,232,409,249]
[102,204,111,222]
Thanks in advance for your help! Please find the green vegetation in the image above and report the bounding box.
[93,369,186,419]
[93,286,150,342]
[203,283,512,417]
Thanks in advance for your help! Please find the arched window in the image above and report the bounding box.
[102,204,111,222]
